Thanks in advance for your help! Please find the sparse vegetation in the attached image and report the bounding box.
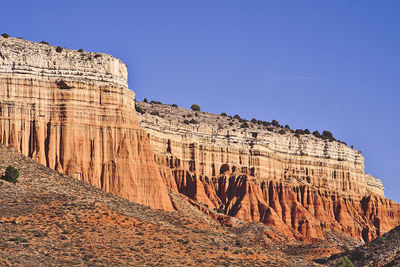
[40,41,50,45]
[338,256,354,267]
[78,48,84,52]
[191,104,201,111]
[271,119,280,127]
[1,33,10,38]
[220,112,227,117]
[135,105,145,114]
[240,122,249,128]
[1,166,19,184]
[313,130,321,138]
[171,104,178,108]
[143,98,148,103]
[56,46,63,53]
[278,129,286,135]
[150,100,162,105]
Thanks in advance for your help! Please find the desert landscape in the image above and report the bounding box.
[0,33,399,266]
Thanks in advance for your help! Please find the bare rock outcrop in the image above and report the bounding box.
[0,37,172,210]
[136,101,400,241]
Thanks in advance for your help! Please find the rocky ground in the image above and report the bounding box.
[319,225,400,267]
[0,144,339,266]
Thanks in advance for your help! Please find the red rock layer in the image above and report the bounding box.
[156,154,400,241]
[0,75,173,210]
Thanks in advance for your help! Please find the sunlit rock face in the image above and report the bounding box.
[0,37,173,210]
[137,101,400,241]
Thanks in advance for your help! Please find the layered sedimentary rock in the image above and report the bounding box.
[0,37,172,210]
[136,102,400,241]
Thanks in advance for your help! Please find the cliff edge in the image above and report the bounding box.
[136,101,400,241]
[0,36,173,210]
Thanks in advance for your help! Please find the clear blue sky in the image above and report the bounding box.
[1,1,399,202]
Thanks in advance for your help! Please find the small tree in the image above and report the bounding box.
[240,122,249,128]
[271,119,280,127]
[1,166,19,184]
[143,98,148,103]
[191,104,200,111]
[1,33,10,38]
[220,112,227,117]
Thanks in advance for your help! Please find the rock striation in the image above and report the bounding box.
[136,102,400,241]
[0,37,173,210]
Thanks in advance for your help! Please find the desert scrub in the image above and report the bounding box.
[1,165,19,184]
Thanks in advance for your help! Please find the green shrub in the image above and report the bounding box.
[338,256,354,267]
[191,104,201,111]
[278,129,286,135]
[77,48,84,52]
[240,122,249,128]
[251,118,257,124]
[1,33,10,38]
[143,98,148,103]
[40,41,50,45]
[285,124,290,129]
[313,130,321,138]
[56,46,63,53]
[150,100,162,105]
[220,112,227,117]
[271,119,280,127]
[304,129,310,134]
[94,54,102,58]
[171,104,178,108]
[233,114,241,120]
[135,105,145,114]
[1,166,19,184]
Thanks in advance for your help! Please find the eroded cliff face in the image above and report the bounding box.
[0,37,172,210]
[136,102,400,241]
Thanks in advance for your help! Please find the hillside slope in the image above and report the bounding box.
[0,144,335,266]
[320,225,400,266]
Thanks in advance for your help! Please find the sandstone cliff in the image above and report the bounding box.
[0,37,172,210]
[136,101,400,241]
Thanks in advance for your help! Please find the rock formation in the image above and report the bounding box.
[0,37,173,210]
[136,102,400,241]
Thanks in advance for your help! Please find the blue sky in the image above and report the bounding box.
[1,0,399,202]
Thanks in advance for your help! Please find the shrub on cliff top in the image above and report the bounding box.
[240,122,249,128]
[143,98,148,103]
[220,112,227,117]
[271,119,280,127]
[1,33,10,38]
[40,41,50,45]
[191,104,201,111]
[135,105,145,114]
[1,166,19,184]
[313,130,321,138]
[77,48,84,52]
[55,46,63,53]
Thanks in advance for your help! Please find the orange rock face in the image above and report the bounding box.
[0,37,172,210]
[138,102,400,241]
